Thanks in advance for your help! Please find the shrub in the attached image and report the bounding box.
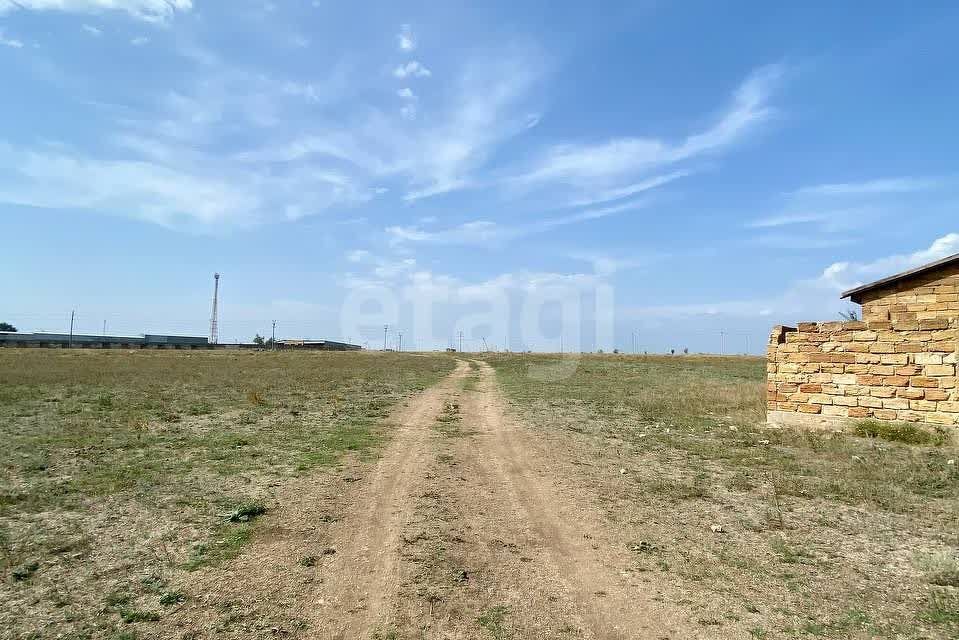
[853,420,945,446]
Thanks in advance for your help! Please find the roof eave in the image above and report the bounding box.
[838,252,959,302]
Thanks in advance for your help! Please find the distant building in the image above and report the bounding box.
[768,252,958,433]
[274,339,361,351]
[0,332,208,349]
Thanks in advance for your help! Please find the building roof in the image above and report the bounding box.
[841,252,959,303]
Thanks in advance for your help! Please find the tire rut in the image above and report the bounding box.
[457,360,685,640]
[161,360,469,639]
[303,359,471,637]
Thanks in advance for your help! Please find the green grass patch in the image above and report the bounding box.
[853,419,946,446]
[477,605,511,640]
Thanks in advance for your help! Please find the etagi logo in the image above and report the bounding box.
[339,273,615,382]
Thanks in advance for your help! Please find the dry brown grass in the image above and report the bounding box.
[0,348,454,639]
[486,353,959,639]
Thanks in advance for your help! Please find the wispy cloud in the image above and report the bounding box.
[386,198,649,247]
[0,29,24,48]
[816,232,959,293]
[0,0,193,23]
[397,24,415,51]
[567,170,691,207]
[234,45,543,204]
[745,174,946,247]
[130,36,150,46]
[646,233,959,323]
[0,56,376,228]
[393,61,431,78]
[513,64,783,188]
[746,207,877,232]
[82,24,103,36]
[397,87,417,119]
[793,177,943,197]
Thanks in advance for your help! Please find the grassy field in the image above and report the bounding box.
[486,354,959,639]
[0,349,454,639]
[3,350,957,639]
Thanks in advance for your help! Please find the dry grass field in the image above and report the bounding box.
[485,354,959,639]
[0,349,454,639]
[1,350,957,640]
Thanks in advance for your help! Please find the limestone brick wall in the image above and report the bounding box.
[766,318,959,429]
[859,263,959,322]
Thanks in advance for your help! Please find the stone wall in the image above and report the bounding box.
[766,318,959,430]
[858,262,959,322]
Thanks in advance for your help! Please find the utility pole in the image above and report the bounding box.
[102,319,106,336]
[398,331,403,352]
[458,331,463,353]
[271,320,276,351]
[209,273,220,345]
[720,330,726,356]
[560,335,564,354]
[745,334,750,355]
[384,325,389,351]
[69,309,75,348]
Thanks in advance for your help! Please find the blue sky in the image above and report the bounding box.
[1,1,957,352]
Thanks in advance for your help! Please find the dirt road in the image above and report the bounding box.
[168,360,695,639]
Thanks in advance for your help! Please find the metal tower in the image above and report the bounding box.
[209,272,220,344]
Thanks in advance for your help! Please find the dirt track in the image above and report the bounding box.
[167,360,695,639]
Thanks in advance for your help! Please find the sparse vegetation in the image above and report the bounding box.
[0,349,454,638]
[853,419,946,446]
[477,605,512,639]
[486,353,959,638]
[4,350,956,638]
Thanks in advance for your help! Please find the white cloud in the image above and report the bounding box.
[746,207,877,234]
[397,87,416,99]
[514,64,783,187]
[569,251,660,276]
[393,60,431,78]
[0,61,374,228]
[0,0,193,23]
[82,24,102,36]
[794,177,942,197]
[746,211,828,228]
[130,36,150,46]
[5,36,543,229]
[745,175,947,248]
[386,198,649,247]
[751,233,856,250]
[635,234,959,324]
[346,249,371,263]
[567,170,691,207]
[0,140,372,228]
[238,45,543,203]
[815,232,959,294]
[397,24,415,51]
[0,29,23,48]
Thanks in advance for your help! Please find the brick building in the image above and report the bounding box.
[767,253,959,432]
